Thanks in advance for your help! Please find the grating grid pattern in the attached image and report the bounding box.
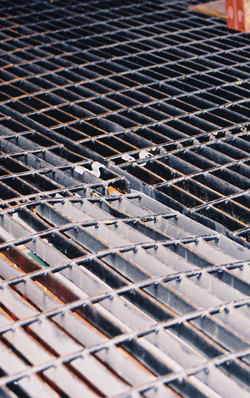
[0,0,249,242]
[2,191,250,398]
[0,0,250,397]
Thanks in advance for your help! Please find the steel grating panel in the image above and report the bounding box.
[2,187,250,398]
[0,0,249,397]
[0,0,249,244]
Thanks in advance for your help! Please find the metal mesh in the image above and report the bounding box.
[0,0,249,243]
[2,189,250,398]
[0,0,250,397]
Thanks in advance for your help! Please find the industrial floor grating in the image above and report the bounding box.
[0,0,250,397]
[0,0,250,245]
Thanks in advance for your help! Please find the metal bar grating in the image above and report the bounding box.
[0,0,249,243]
[2,189,250,398]
[0,0,249,397]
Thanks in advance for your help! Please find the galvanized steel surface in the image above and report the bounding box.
[0,0,249,397]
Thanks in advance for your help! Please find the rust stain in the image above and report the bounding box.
[108,185,123,195]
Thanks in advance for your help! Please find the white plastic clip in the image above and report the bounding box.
[139,150,153,166]
[75,162,103,178]
[121,153,135,162]
[89,161,103,177]
[74,166,85,175]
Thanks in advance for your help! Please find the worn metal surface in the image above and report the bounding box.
[189,1,227,19]
[0,0,250,397]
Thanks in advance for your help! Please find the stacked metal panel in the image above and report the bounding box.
[0,0,250,397]
[1,179,250,398]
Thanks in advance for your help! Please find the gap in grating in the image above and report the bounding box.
[0,1,250,398]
